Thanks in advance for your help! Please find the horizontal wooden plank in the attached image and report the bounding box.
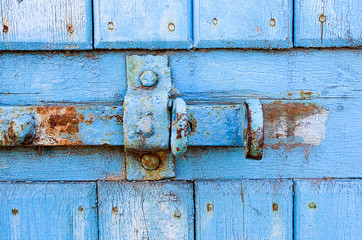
[294,179,362,240]
[94,0,192,49]
[0,146,124,181]
[97,181,194,240]
[0,182,97,239]
[0,50,360,105]
[295,0,362,47]
[194,0,293,48]
[0,97,360,180]
[195,180,293,239]
[0,0,92,50]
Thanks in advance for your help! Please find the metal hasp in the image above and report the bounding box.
[124,55,176,180]
[243,99,264,160]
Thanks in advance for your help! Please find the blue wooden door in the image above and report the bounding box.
[0,0,361,239]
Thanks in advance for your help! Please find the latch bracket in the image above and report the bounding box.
[124,55,174,180]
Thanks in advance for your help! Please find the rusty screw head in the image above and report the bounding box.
[270,19,276,27]
[108,22,114,30]
[319,15,326,23]
[168,23,175,32]
[140,70,158,87]
[141,153,160,170]
[212,18,218,26]
[174,210,182,218]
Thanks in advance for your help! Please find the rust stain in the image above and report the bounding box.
[272,203,279,211]
[187,113,197,136]
[84,52,100,60]
[34,106,85,145]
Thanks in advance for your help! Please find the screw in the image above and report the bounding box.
[67,24,74,34]
[136,115,154,138]
[3,25,8,33]
[78,206,84,212]
[108,22,114,30]
[168,23,175,32]
[12,208,19,215]
[272,203,279,211]
[140,70,158,87]
[212,18,218,26]
[308,202,317,209]
[270,19,276,27]
[337,105,343,111]
[112,206,118,213]
[207,203,214,211]
[141,153,160,170]
[319,15,326,23]
[174,210,182,218]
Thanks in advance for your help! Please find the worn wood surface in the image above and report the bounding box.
[98,181,194,240]
[0,0,92,50]
[195,180,293,239]
[294,179,362,240]
[0,182,97,239]
[0,50,359,105]
[295,0,362,47]
[194,0,293,48]
[94,0,193,49]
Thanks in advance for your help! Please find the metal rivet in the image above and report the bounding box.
[140,70,158,87]
[308,202,317,209]
[12,208,19,215]
[337,105,343,111]
[174,210,182,218]
[270,19,276,27]
[67,24,74,34]
[141,153,160,170]
[78,206,84,212]
[207,203,214,211]
[168,23,175,32]
[319,15,326,23]
[272,203,278,211]
[136,115,154,138]
[112,206,118,213]
[212,18,218,26]
[3,25,8,33]
[108,22,114,30]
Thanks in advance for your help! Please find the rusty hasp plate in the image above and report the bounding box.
[124,55,175,180]
[0,105,123,146]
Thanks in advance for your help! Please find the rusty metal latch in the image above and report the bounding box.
[123,55,264,180]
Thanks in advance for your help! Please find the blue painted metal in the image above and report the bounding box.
[0,182,98,239]
[171,98,188,156]
[195,180,293,239]
[194,0,293,48]
[0,0,92,50]
[93,0,193,49]
[124,55,174,180]
[295,0,362,47]
[1,113,35,145]
[98,181,194,239]
[294,179,362,239]
[243,99,264,160]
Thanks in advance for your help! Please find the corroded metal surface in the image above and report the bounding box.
[243,99,264,160]
[171,98,188,156]
[124,55,174,180]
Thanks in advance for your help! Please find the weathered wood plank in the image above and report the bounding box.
[97,181,194,240]
[0,146,124,181]
[0,182,97,239]
[194,0,293,48]
[94,0,193,49]
[294,179,362,240]
[0,97,360,180]
[295,0,362,47]
[0,0,92,50]
[195,180,293,239]
[0,50,360,105]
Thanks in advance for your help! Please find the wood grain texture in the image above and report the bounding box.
[194,0,293,48]
[0,0,92,50]
[295,0,362,47]
[0,182,97,239]
[294,179,362,240]
[195,180,293,239]
[97,181,194,240]
[94,0,193,49]
[0,50,360,105]
[0,146,124,181]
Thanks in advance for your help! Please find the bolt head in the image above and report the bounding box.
[319,15,326,23]
[140,70,158,87]
[174,210,182,218]
[136,115,154,138]
[141,153,160,170]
